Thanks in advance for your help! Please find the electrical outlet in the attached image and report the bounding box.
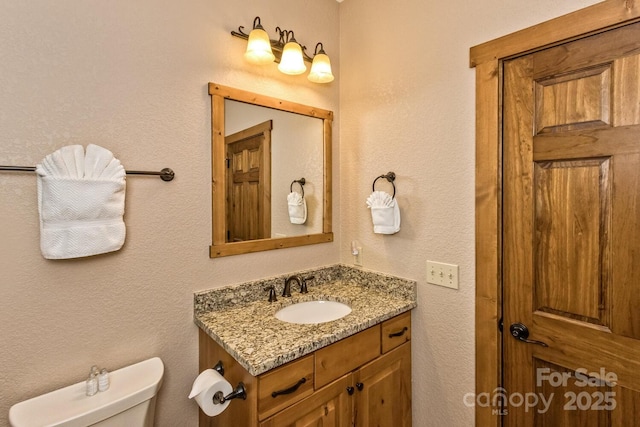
[353,247,363,266]
[351,241,362,266]
[426,260,459,289]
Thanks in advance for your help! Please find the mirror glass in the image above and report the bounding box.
[209,83,333,258]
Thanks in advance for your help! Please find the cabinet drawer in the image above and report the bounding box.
[315,325,380,388]
[259,374,352,427]
[381,311,411,353]
[258,354,314,420]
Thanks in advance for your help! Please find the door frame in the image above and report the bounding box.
[470,1,640,425]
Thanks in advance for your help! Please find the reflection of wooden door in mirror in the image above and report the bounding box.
[225,120,272,242]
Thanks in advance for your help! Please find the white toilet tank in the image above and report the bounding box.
[9,357,164,427]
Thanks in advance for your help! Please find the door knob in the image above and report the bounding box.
[509,323,548,347]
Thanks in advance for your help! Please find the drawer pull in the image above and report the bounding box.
[271,377,306,398]
[388,326,408,338]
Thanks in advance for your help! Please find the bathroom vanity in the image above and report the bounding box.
[194,265,416,427]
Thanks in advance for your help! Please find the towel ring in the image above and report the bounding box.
[290,177,306,198]
[372,172,396,199]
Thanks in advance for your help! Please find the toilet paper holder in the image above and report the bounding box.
[211,361,247,405]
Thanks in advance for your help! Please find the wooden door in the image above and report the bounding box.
[225,120,272,242]
[503,22,640,426]
[259,374,352,427]
[354,343,411,427]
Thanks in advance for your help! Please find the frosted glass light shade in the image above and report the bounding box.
[278,42,306,75]
[308,52,334,83]
[244,28,275,65]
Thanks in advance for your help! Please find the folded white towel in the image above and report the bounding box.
[287,191,307,224]
[35,144,126,259]
[366,190,400,234]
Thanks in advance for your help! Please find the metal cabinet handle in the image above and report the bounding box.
[347,386,355,395]
[271,377,306,398]
[356,382,364,391]
[388,327,408,338]
[509,323,548,347]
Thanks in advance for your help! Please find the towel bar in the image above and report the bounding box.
[0,165,175,182]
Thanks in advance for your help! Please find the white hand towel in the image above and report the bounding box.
[36,144,126,259]
[287,191,307,224]
[366,190,401,234]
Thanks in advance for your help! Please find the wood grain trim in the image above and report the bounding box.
[209,232,334,258]
[533,125,640,160]
[474,58,502,427]
[323,117,333,234]
[470,0,640,67]
[208,83,333,120]
[212,93,226,246]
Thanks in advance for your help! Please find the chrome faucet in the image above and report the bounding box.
[282,275,302,297]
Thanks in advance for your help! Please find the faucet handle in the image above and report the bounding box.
[300,276,315,294]
[264,285,277,302]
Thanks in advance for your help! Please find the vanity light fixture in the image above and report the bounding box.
[277,31,306,75]
[243,17,276,65]
[308,43,334,83]
[231,16,334,83]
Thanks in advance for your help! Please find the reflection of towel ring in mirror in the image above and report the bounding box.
[290,177,306,198]
[372,172,396,199]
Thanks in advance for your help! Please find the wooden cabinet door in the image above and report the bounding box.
[354,342,411,427]
[259,374,353,427]
[503,21,640,426]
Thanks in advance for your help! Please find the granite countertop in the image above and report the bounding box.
[194,264,417,376]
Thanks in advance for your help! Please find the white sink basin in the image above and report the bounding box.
[275,300,352,324]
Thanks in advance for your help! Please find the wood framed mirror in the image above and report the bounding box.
[209,83,333,258]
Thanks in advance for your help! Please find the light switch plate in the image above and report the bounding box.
[426,260,459,289]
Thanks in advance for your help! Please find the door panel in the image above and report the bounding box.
[534,65,611,134]
[534,360,612,426]
[533,158,610,326]
[503,21,640,426]
[354,343,411,427]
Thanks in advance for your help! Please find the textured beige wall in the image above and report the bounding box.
[1,0,605,426]
[0,1,339,426]
[338,0,600,426]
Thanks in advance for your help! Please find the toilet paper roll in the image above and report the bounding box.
[188,369,233,417]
